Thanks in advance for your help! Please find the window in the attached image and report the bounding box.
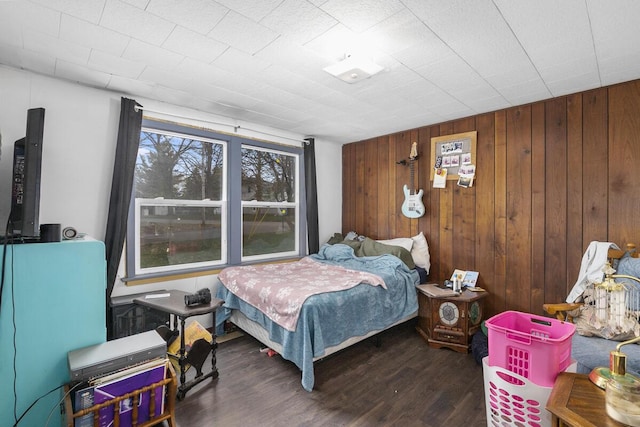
[241,145,298,261]
[127,120,305,279]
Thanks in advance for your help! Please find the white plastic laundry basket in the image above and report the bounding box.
[483,357,553,427]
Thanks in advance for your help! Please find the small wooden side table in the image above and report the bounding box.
[546,372,624,427]
[415,283,488,353]
[134,291,224,400]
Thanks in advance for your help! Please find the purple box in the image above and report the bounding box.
[92,362,166,427]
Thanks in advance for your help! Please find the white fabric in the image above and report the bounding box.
[566,241,619,303]
[411,232,431,272]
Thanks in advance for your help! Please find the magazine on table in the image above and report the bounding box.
[450,269,480,288]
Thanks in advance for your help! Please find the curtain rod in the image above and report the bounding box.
[134,105,310,145]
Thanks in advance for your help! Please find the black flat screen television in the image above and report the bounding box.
[9,108,45,241]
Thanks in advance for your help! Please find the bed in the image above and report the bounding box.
[214,238,423,391]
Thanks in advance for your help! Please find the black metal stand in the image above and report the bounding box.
[134,291,224,400]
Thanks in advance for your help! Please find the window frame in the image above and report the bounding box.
[125,118,307,282]
[133,197,228,275]
[240,144,300,263]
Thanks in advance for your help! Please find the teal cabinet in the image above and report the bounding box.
[0,238,106,427]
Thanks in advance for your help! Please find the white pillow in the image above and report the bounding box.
[411,232,431,272]
[376,237,414,253]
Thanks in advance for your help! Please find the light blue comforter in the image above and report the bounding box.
[215,243,419,391]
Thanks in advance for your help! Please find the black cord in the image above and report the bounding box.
[44,381,84,427]
[12,240,18,423]
[12,382,70,427]
[1,217,16,425]
[0,216,12,321]
[2,219,75,427]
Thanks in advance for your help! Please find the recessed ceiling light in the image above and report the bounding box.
[323,55,383,84]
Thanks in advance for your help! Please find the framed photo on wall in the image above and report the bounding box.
[430,131,477,181]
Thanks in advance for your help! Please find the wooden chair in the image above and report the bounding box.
[543,243,640,380]
[543,243,638,322]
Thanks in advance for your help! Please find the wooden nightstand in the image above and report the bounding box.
[415,283,488,353]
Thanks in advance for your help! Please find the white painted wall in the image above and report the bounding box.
[0,66,343,304]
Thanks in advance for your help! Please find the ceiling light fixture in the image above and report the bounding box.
[323,54,383,84]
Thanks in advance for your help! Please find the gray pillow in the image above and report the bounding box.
[615,252,640,311]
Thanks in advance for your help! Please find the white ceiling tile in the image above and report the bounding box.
[88,49,146,78]
[138,66,192,92]
[392,41,452,71]
[596,52,640,86]
[254,37,328,79]
[414,53,480,93]
[493,0,597,79]
[198,84,261,111]
[162,26,228,64]
[172,58,231,86]
[499,78,553,106]
[151,84,197,107]
[537,56,600,88]
[260,0,337,44]
[464,96,510,114]
[304,23,368,62]
[423,1,535,79]
[362,9,438,56]
[588,0,640,64]
[0,42,56,75]
[23,30,91,66]
[208,11,279,55]
[320,0,405,33]
[0,4,26,49]
[211,47,272,75]
[122,38,184,71]
[100,0,174,46]
[495,0,590,51]
[454,84,503,104]
[174,58,275,100]
[402,0,466,23]
[107,73,156,97]
[5,1,60,38]
[30,0,105,24]
[545,72,600,98]
[121,0,150,9]
[146,0,228,35]
[54,60,112,88]
[484,65,543,91]
[215,0,282,22]
[60,14,130,57]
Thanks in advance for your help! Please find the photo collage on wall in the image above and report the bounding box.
[430,131,477,188]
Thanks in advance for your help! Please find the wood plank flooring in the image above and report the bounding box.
[173,320,488,426]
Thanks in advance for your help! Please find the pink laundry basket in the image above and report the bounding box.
[486,311,576,387]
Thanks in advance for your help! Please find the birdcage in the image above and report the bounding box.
[577,262,640,340]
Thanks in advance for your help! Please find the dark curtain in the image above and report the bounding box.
[304,137,319,254]
[105,97,143,339]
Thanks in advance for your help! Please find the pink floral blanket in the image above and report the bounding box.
[218,257,386,331]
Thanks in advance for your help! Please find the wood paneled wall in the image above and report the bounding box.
[342,79,640,318]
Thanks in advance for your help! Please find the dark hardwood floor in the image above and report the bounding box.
[173,320,488,426]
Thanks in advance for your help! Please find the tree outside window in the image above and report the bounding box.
[241,146,298,259]
[134,130,226,274]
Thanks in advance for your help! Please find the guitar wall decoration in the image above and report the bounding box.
[401,142,425,218]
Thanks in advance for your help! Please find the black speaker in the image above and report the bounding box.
[40,223,61,242]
